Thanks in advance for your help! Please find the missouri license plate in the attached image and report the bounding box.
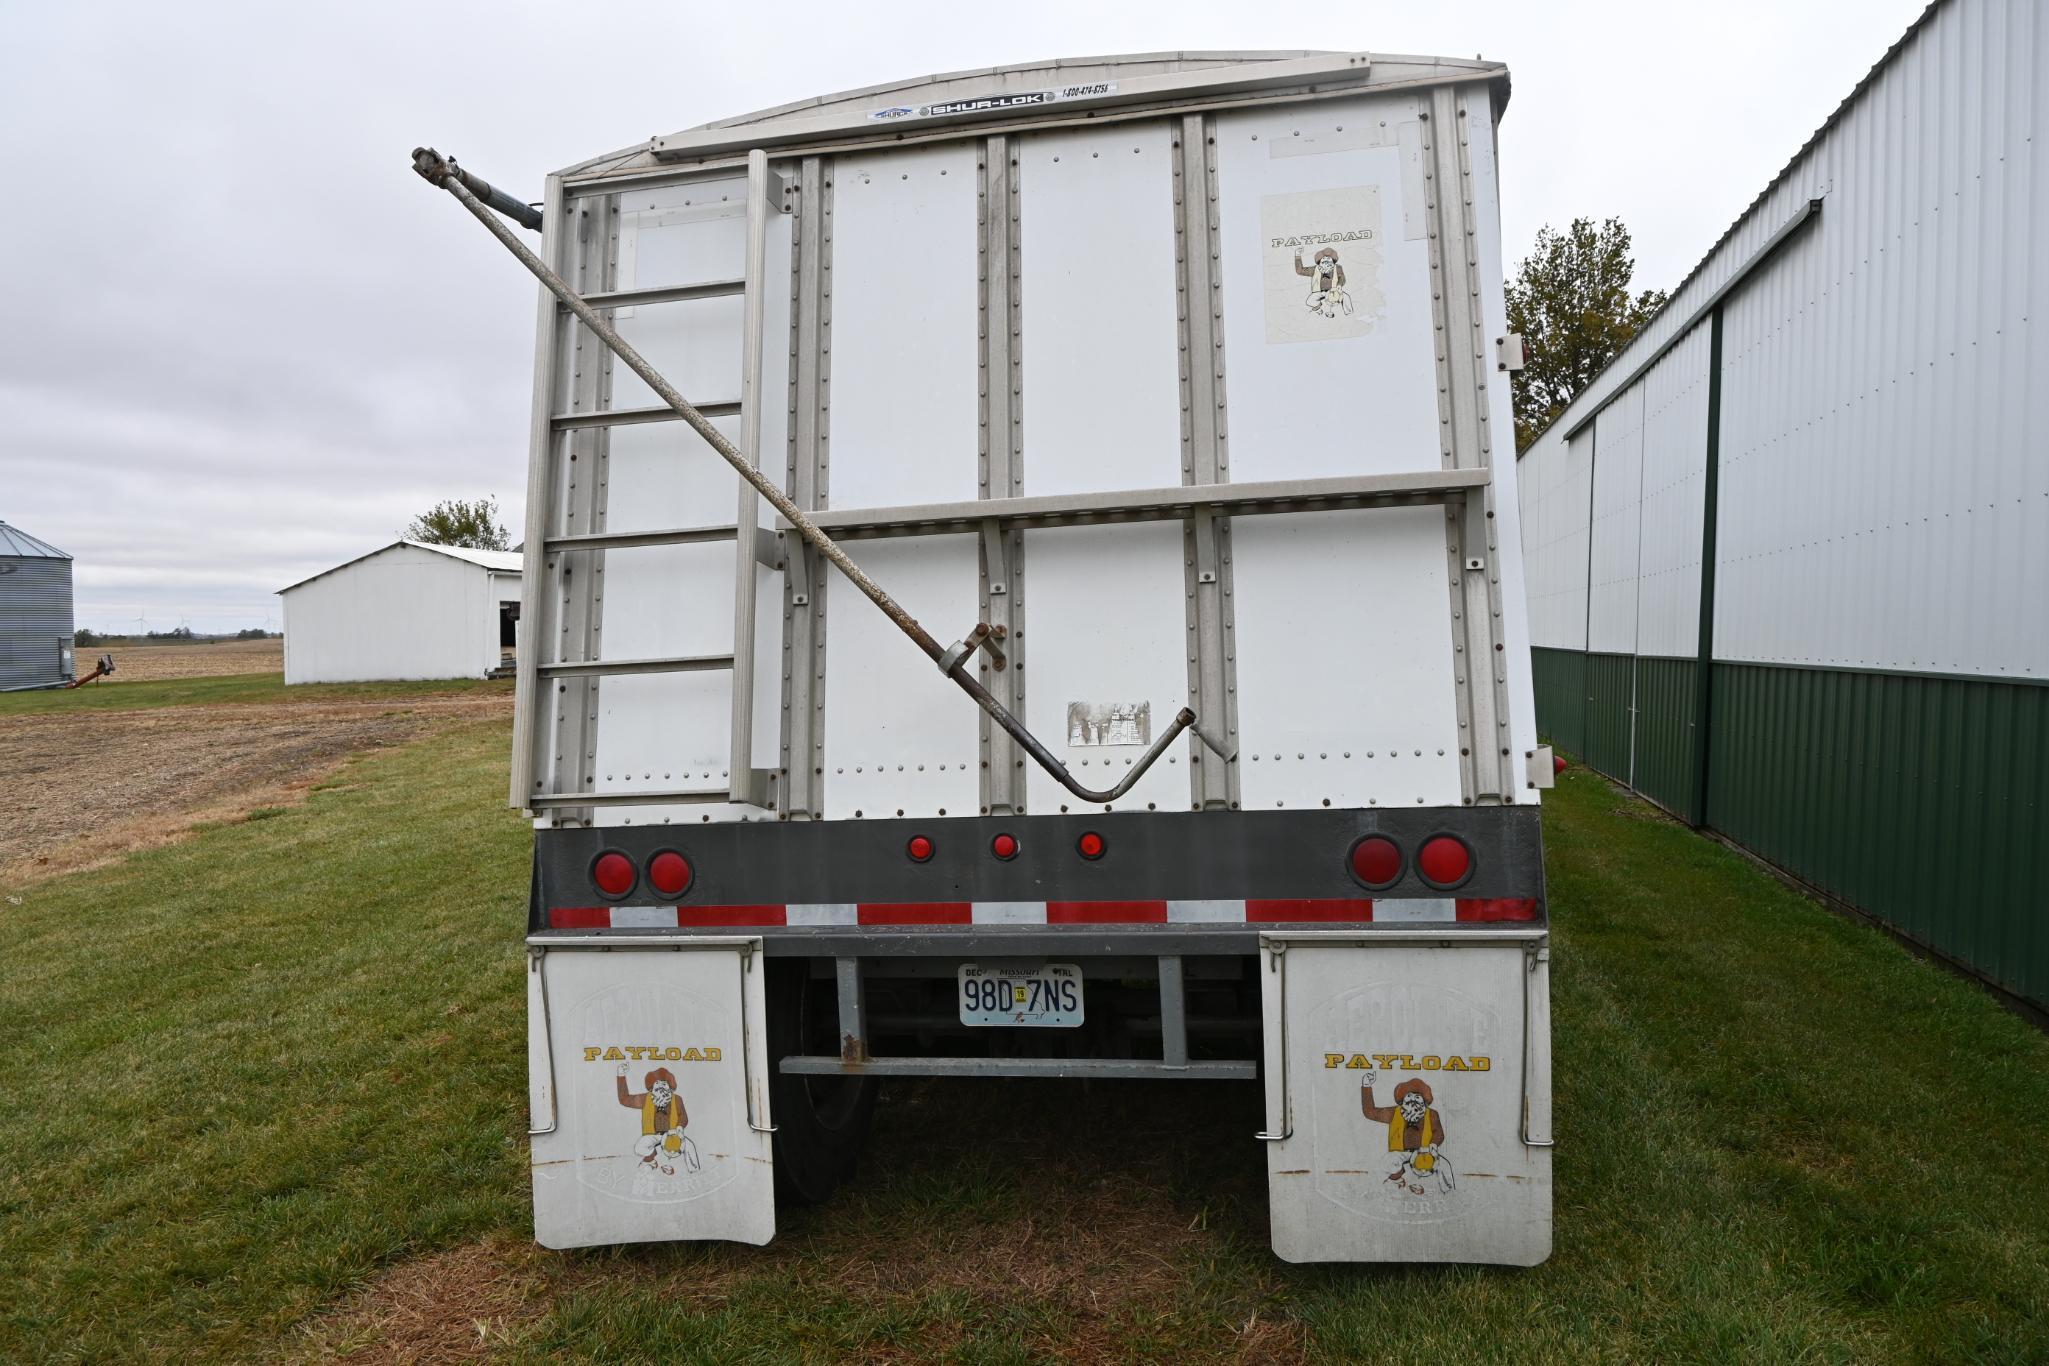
[957,963,1083,1027]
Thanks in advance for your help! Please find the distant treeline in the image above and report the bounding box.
[74,627,280,645]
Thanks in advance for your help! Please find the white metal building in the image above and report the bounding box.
[279,541,522,684]
[1515,0,2047,1008]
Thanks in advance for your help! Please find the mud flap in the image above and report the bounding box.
[1259,931,1552,1265]
[526,936,776,1249]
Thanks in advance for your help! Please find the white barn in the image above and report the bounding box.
[279,541,522,684]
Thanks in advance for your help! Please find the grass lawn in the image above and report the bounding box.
[0,673,511,716]
[1,721,2044,1362]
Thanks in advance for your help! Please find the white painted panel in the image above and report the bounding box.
[529,943,774,1249]
[1019,124,1182,495]
[610,297,743,413]
[828,143,981,508]
[822,536,980,819]
[1634,326,1710,658]
[605,417,742,535]
[1261,936,1551,1264]
[1586,386,1644,655]
[1021,524,1189,814]
[591,540,735,806]
[1516,430,1593,652]
[618,178,748,290]
[1232,508,1462,809]
[1214,94,1442,481]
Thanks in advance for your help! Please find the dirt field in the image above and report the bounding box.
[1,690,510,885]
[88,637,285,682]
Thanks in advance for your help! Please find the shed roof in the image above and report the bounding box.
[278,540,522,594]
[0,520,71,560]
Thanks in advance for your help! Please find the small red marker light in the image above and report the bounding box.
[1077,831,1105,860]
[1554,755,1568,777]
[1416,835,1473,889]
[991,833,1019,860]
[1348,835,1402,889]
[646,850,693,897]
[592,851,636,897]
[907,835,934,863]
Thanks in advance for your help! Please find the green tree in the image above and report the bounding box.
[1505,217,1667,452]
[404,497,510,551]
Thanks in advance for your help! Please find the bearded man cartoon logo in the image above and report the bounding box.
[1359,1071,1456,1195]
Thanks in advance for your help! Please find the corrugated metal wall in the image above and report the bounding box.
[1514,0,2049,1009]
[0,557,74,690]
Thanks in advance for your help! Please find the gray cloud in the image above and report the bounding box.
[0,0,1924,631]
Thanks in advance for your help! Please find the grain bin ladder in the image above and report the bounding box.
[413,147,1233,810]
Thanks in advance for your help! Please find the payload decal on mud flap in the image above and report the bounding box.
[529,943,774,1249]
[1262,937,1552,1265]
[1259,186,1386,344]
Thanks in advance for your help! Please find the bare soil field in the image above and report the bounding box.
[87,637,285,682]
[1,690,510,885]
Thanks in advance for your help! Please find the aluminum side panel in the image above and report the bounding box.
[827,143,981,508]
[1586,385,1645,656]
[821,535,981,819]
[528,941,774,1249]
[1261,936,1551,1265]
[1212,94,1441,482]
[1018,123,1183,496]
[1231,508,1462,809]
[1022,523,1190,814]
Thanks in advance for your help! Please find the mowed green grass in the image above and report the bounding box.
[1,719,2044,1362]
[0,672,511,715]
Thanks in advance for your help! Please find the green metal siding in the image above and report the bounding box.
[1582,653,1635,781]
[1706,662,2049,1010]
[1531,647,1587,756]
[1632,656,1700,823]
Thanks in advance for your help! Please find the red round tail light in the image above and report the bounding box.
[1416,835,1473,889]
[991,833,1019,860]
[592,851,636,897]
[646,850,693,897]
[1348,835,1403,889]
[907,835,935,863]
[1076,831,1105,860]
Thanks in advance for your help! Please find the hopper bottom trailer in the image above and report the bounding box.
[423,48,1555,1264]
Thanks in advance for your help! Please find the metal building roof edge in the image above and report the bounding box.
[1517,0,1950,456]
[277,540,523,595]
[0,520,72,559]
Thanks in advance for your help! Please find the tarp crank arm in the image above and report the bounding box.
[413,147,1234,805]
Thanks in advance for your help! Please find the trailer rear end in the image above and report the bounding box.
[440,49,1556,1264]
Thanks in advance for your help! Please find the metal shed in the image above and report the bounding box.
[0,520,75,690]
[1515,0,2048,1010]
[278,541,522,684]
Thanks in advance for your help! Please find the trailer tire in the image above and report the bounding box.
[766,960,879,1205]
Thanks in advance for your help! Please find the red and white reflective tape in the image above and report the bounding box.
[548,897,1537,930]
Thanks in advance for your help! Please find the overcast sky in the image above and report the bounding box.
[0,0,1926,633]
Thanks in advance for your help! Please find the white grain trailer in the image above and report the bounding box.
[418,49,1556,1263]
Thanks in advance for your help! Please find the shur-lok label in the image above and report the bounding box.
[867,82,1115,122]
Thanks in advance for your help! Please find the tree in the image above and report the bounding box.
[1504,217,1667,452]
[404,497,510,551]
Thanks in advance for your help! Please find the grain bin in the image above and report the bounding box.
[0,520,74,690]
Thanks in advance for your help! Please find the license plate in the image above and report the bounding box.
[957,963,1084,1027]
